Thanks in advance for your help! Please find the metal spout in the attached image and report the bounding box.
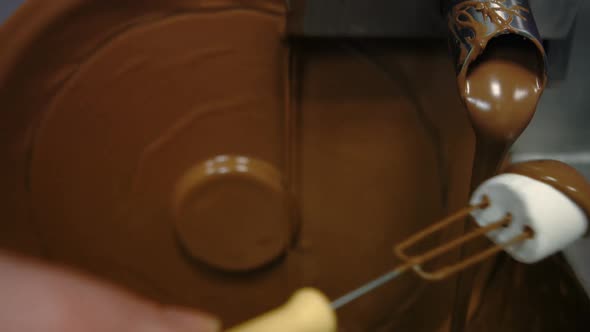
[444,0,547,81]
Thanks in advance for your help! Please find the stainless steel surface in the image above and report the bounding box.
[0,0,24,24]
[288,0,579,39]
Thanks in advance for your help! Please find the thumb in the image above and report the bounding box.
[0,252,221,332]
[157,307,221,332]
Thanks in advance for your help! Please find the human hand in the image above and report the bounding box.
[0,252,220,332]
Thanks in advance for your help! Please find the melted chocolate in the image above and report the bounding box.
[0,1,473,330]
[172,155,291,272]
[462,36,545,187]
[0,1,588,331]
[455,47,543,332]
[505,160,590,226]
[292,40,473,331]
[467,254,590,332]
[1,0,295,325]
[450,2,547,331]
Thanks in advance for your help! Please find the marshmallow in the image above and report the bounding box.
[470,173,588,263]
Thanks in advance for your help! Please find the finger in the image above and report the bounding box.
[0,252,221,332]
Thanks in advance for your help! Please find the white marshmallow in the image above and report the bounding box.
[470,173,588,263]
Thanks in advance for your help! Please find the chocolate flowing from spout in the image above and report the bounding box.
[444,1,547,331]
[446,0,547,172]
[465,36,545,187]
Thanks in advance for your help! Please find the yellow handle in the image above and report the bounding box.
[226,288,337,332]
